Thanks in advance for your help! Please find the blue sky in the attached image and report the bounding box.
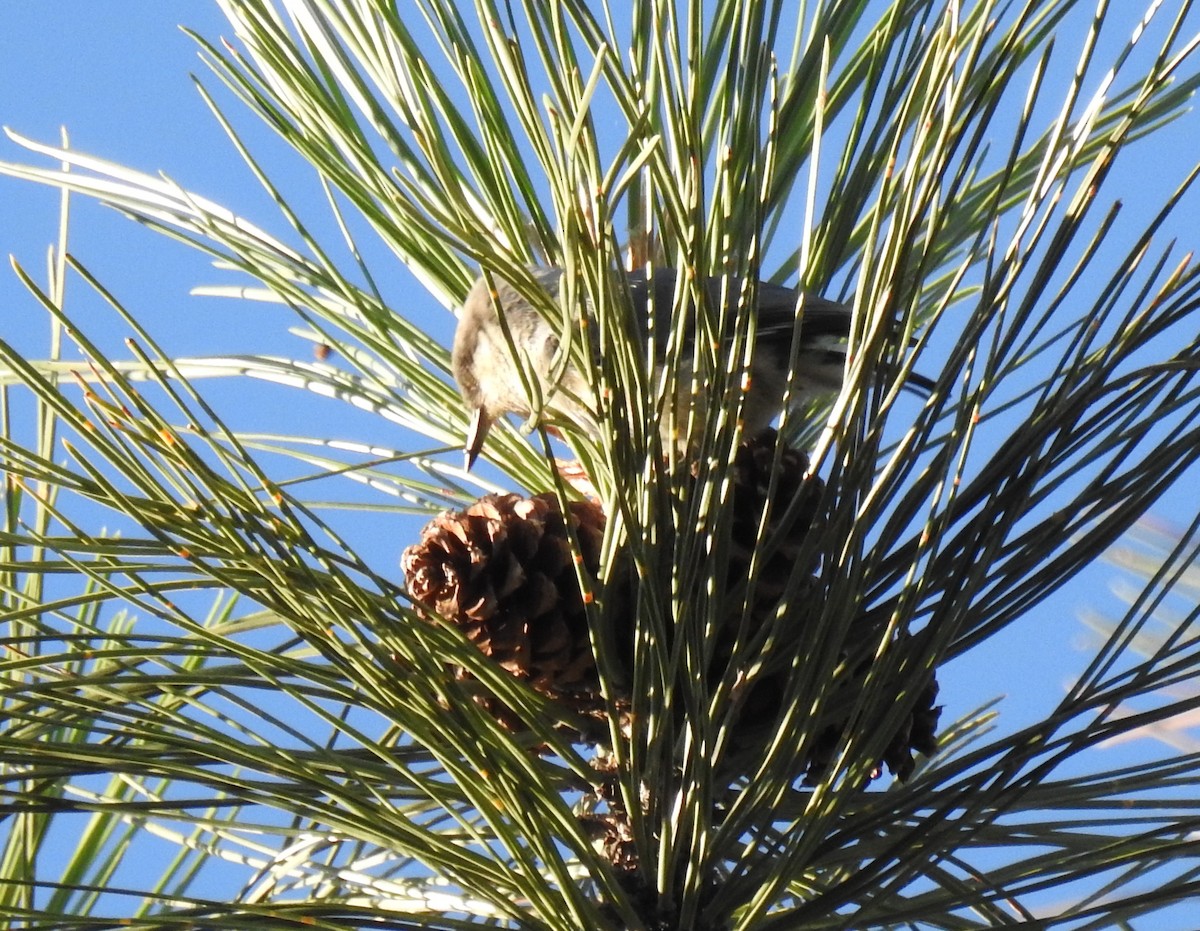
[3,4,1200,919]
[2,7,299,356]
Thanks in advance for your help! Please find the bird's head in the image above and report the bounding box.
[452,276,502,470]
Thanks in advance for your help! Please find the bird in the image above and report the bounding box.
[451,265,917,469]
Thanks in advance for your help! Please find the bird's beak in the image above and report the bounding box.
[464,407,493,471]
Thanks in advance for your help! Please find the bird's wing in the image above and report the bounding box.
[627,270,852,340]
[746,285,852,341]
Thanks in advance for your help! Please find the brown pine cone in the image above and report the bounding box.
[799,659,942,785]
[726,429,824,603]
[877,678,941,781]
[702,431,941,786]
[401,492,606,696]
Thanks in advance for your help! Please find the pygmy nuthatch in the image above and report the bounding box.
[452,266,882,468]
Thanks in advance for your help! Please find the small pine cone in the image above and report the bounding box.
[727,429,824,605]
[579,811,638,874]
[801,668,942,785]
[712,433,944,787]
[703,431,826,778]
[701,430,824,697]
[401,493,605,696]
[877,678,941,781]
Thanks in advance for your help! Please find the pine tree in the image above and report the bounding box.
[3,2,1200,927]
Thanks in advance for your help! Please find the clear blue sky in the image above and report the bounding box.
[2,6,302,356]
[3,0,1200,867]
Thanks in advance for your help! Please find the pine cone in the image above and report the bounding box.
[799,652,942,785]
[878,678,941,781]
[703,429,824,705]
[579,811,638,874]
[702,431,941,786]
[401,493,606,698]
[697,431,827,777]
[726,429,824,605]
